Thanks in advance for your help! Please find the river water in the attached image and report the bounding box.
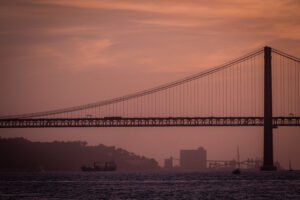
[0,171,299,199]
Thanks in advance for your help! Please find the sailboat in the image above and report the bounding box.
[232,146,241,175]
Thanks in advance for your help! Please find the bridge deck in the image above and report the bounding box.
[0,117,299,128]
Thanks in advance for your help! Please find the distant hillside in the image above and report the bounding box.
[0,137,160,171]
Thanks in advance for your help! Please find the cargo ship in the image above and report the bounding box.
[81,161,117,172]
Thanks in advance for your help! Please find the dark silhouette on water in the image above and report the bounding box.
[232,146,241,175]
[232,168,241,174]
[289,160,294,171]
[81,161,117,171]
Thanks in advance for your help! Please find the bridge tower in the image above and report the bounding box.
[261,46,276,171]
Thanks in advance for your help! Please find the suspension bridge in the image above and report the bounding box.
[0,46,299,170]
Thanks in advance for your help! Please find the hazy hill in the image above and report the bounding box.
[0,137,160,171]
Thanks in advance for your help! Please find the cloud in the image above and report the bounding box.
[132,19,217,28]
[16,37,114,71]
[1,0,299,74]
[33,0,299,41]
[36,0,300,20]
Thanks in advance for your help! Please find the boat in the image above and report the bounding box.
[232,146,241,175]
[232,168,241,174]
[81,161,117,172]
[289,160,294,171]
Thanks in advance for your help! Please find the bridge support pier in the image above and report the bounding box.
[261,46,276,171]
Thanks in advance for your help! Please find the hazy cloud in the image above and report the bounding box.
[1,0,299,72]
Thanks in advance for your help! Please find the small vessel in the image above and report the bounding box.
[81,161,117,172]
[232,168,241,175]
[232,146,241,175]
[289,160,294,171]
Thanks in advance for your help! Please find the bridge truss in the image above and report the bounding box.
[0,117,299,128]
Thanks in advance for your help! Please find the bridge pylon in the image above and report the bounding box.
[261,46,276,171]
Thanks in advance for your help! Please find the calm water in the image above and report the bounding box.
[0,171,299,200]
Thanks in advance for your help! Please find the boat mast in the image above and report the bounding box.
[237,146,240,169]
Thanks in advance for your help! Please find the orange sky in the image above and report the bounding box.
[0,0,300,168]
